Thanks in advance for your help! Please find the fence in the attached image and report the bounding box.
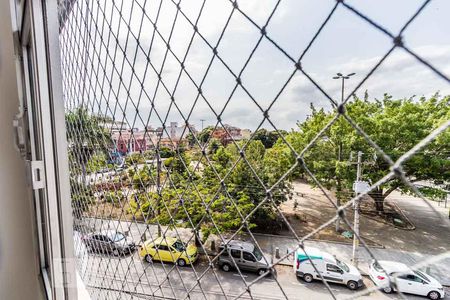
[58,0,449,299]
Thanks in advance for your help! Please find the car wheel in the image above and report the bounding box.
[303,273,313,283]
[347,280,358,290]
[382,286,392,294]
[177,259,187,267]
[145,255,153,263]
[428,291,440,300]
[222,264,231,272]
[257,269,267,277]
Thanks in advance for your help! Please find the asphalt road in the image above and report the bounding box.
[78,217,450,286]
[78,250,449,300]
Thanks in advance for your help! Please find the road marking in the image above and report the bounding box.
[233,273,248,278]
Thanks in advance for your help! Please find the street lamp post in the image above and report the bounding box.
[333,72,355,103]
[332,72,355,233]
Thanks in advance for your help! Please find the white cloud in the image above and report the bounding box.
[61,0,450,132]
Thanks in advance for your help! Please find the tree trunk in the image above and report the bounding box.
[369,188,384,213]
[194,229,201,247]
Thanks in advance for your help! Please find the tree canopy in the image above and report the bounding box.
[277,94,450,211]
[252,128,283,148]
[129,140,293,239]
[66,107,112,217]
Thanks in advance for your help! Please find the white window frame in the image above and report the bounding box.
[10,0,76,299]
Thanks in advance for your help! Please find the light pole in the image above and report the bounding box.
[333,72,355,103]
[332,72,355,232]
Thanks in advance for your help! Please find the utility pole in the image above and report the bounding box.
[200,119,205,131]
[332,72,355,232]
[156,143,162,237]
[352,151,363,267]
[336,142,342,232]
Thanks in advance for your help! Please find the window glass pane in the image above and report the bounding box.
[336,259,349,272]
[252,248,263,261]
[243,252,256,262]
[327,264,341,273]
[172,240,185,252]
[112,232,125,242]
[414,270,430,283]
[231,249,241,258]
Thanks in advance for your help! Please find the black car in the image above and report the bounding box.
[83,230,136,256]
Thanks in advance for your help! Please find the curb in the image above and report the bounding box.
[250,232,385,249]
[361,202,416,230]
[361,202,415,230]
[390,202,416,230]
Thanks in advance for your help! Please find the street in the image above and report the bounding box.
[77,189,450,300]
[79,251,449,300]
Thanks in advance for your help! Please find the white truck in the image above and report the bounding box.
[293,247,363,290]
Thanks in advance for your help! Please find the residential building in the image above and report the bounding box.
[212,124,243,145]
[111,129,158,154]
[241,129,252,139]
[100,120,128,133]
[161,122,197,140]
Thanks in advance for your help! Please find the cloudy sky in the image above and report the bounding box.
[60,0,450,132]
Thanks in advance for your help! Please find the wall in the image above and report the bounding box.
[0,1,45,299]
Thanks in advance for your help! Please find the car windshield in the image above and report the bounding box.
[172,240,185,252]
[414,270,430,283]
[336,259,350,272]
[253,247,263,261]
[112,232,125,242]
[372,261,383,272]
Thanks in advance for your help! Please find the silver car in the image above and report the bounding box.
[217,240,272,276]
[83,230,136,256]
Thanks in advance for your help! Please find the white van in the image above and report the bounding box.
[293,247,363,290]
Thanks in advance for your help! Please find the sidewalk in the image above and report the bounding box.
[389,191,450,229]
[284,181,450,255]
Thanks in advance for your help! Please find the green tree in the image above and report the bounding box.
[86,152,108,172]
[66,107,111,217]
[159,146,175,158]
[66,107,112,176]
[197,126,214,144]
[204,140,292,229]
[281,94,450,212]
[208,138,221,154]
[130,165,155,191]
[253,128,281,148]
[132,139,293,240]
[186,131,197,147]
[125,152,146,167]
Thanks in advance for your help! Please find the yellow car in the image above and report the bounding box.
[139,237,198,266]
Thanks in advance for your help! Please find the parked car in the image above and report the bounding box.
[139,237,198,267]
[293,247,363,290]
[83,230,136,256]
[217,240,272,277]
[369,260,444,299]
